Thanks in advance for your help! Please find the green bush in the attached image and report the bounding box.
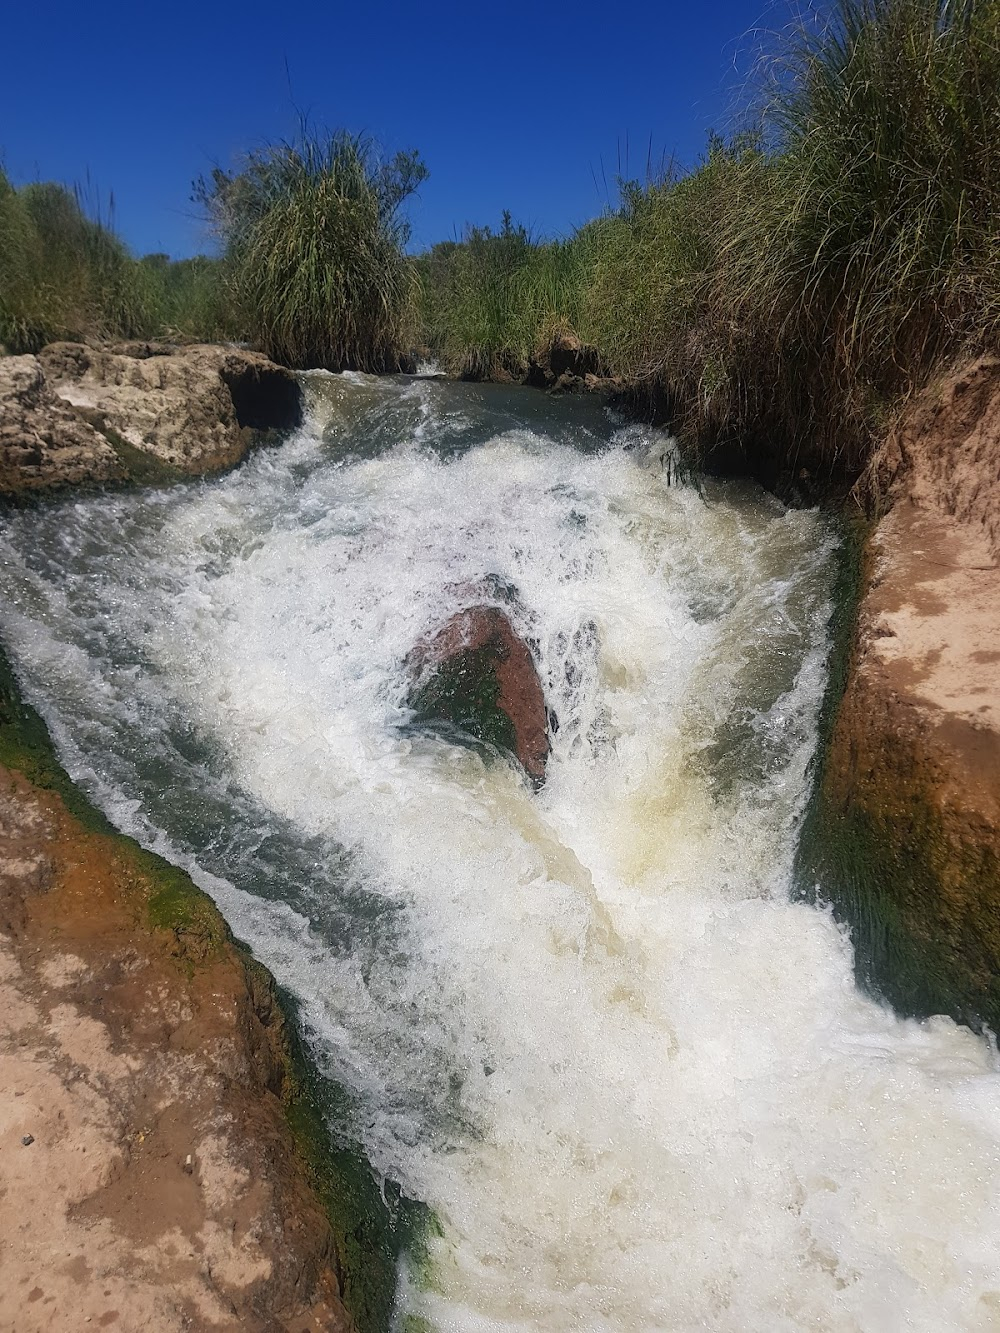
[0,171,166,352]
[138,253,236,343]
[415,213,594,379]
[196,131,427,371]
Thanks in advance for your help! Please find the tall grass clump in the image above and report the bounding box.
[715,0,1000,471]
[580,0,1000,478]
[197,131,427,371]
[0,172,159,352]
[582,137,766,447]
[0,168,42,350]
[416,214,594,378]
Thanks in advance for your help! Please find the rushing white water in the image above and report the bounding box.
[2,374,1000,1331]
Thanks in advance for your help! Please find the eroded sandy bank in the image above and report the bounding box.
[804,357,1000,1028]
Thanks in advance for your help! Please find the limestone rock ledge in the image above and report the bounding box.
[0,354,124,493]
[802,357,1000,1028]
[0,342,302,496]
[0,664,353,1331]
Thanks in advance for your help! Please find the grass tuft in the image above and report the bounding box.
[196,130,427,371]
[415,212,594,379]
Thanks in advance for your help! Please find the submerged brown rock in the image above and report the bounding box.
[805,356,1000,1028]
[409,605,551,782]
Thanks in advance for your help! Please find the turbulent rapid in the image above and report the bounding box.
[3,373,1000,1331]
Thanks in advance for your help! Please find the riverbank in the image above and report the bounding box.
[799,357,1000,1031]
[0,641,352,1331]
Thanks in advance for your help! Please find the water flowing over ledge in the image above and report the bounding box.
[2,373,1000,1330]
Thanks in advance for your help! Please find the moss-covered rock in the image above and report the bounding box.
[408,604,550,784]
[797,503,1000,1032]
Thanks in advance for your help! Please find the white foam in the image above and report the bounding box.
[1,377,1000,1330]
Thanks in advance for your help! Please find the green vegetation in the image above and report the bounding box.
[417,0,1000,482]
[0,172,154,351]
[195,131,427,371]
[1,128,428,369]
[137,252,234,342]
[144,860,227,959]
[5,0,1000,482]
[0,168,232,352]
[415,212,593,379]
[707,0,1000,475]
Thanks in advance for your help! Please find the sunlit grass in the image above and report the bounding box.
[0,171,159,351]
[198,131,427,371]
[415,214,594,378]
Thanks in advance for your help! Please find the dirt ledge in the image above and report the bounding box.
[0,648,356,1333]
[799,358,1000,1029]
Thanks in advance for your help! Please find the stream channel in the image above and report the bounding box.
[2,373,1000,1330]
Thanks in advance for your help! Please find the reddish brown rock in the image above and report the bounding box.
[409,605,550,782]
[805,355,1000,1028]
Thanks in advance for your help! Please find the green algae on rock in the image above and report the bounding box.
[0,636,414,1330]
[407,604,550,784]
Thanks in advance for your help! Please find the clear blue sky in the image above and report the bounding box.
[1,0,796,259]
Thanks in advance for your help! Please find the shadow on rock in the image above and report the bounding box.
[407,603,550,785]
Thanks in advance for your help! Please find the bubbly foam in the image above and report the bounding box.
[1,375,1000,1331]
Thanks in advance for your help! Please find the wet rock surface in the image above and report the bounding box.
[408,604,551,783]
[803,357,1000,1029]
[0,342,302,496]
[0,765,353,1332]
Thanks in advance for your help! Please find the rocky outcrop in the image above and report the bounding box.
[0,342,302,496]
[525,331,611,395]
[408,604,551,783]
[801,357,1000,1029]
[0,683,354,1329]
[0,355,125,494]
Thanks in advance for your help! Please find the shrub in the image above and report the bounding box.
[0,172,157,351]
[196,131,427,371]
